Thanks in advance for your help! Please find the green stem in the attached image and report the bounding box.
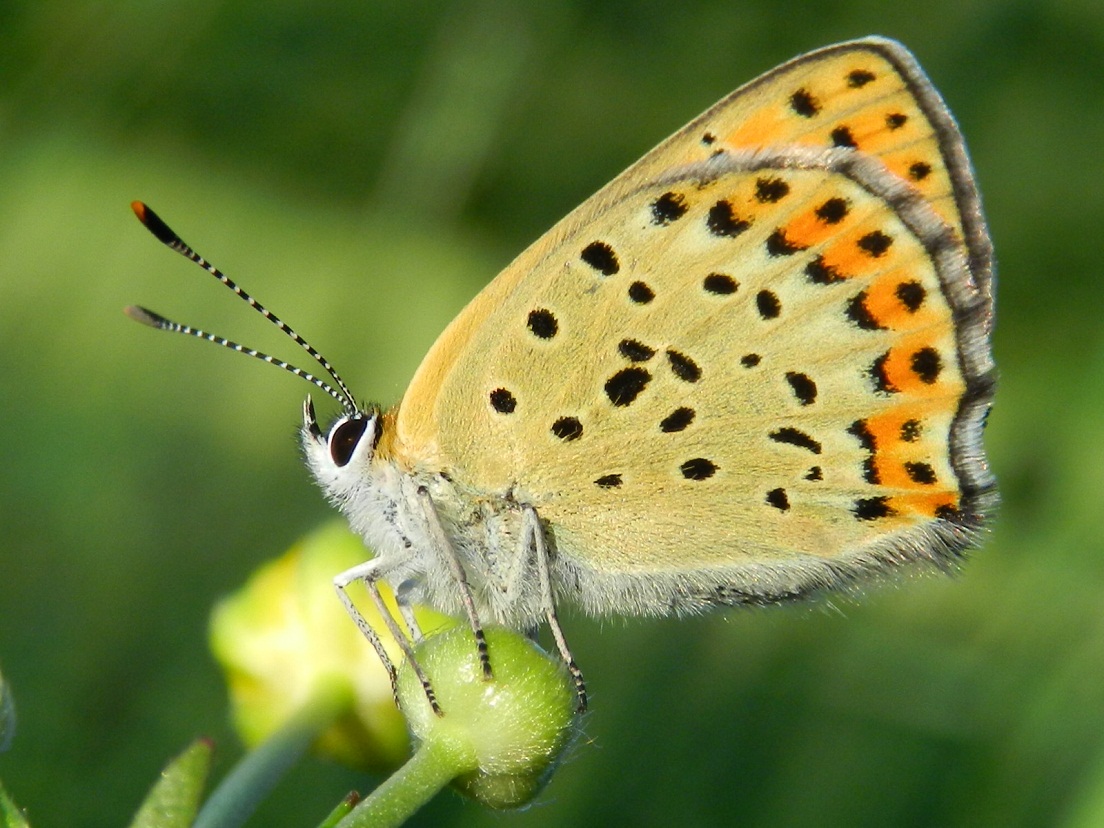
[194,680,352,828]
[337,739,463,828]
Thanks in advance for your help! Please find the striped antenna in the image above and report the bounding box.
[124,305,353,410]
[127,202,358,414]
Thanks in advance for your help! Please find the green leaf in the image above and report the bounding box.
[128,739,214,828]
[0,666,16,753]
[317,792,361,828]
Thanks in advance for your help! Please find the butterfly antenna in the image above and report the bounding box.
[124,305,354,411]
[128,201,358,414]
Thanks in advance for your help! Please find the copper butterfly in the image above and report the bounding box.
[129,37,996,713]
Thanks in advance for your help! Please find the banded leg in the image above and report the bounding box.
[415,486,493,682]
[522,505,588,712]
[334,559,441,716]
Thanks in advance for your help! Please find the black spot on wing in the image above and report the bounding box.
[580,241,620,275]
[857,231,893,258]
[900,419,922,442]
[489,388,516,414]
[847,69,877,87]
[756,290,781,319]
[766,229,806,257]
[848,419,879,484]
[605,367,651,406]
[848,419,876,452]
[703,272,738,295]
[651,191,689,225]
[628,281,655,304]
[766,488,790,511]
[845,290,886,331]
[868,352,898,394]
[755,177,790,203]
[935,503,962,521]
[815,198,849,224]
[854,496,894,520]
[666,350,701,383]
[806,255,845,284]
[660,407,695,433]
[895,280,926,312]
[527,308,558,338]
[789,88,820,117]
[910,347,942,384]
[830,126,857,148]
[785,372,817,405]
[619,339,655,362]
[551,417,583,441]
[680,458,717,480]
[905,461,937,484]
[769,427,822,454]
[706,200,750,237]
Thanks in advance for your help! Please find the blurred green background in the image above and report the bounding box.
[1,1,1101,825]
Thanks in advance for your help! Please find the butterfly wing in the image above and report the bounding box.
[629,36,993,301]
[393,38,995,612]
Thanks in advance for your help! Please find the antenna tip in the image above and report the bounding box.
[131,201,180,246]
[124,305,167,329]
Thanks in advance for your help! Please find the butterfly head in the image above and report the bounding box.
[302,396,384,494]
[125,202,402,539]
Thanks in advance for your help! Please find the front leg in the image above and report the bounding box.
[333,558,441,716]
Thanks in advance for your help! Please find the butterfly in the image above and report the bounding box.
[129,36,996,714]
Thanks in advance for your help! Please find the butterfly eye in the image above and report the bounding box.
[329,417,369,467]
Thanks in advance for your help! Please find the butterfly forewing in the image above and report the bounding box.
[393,38,994,607]
[627,38,992,299]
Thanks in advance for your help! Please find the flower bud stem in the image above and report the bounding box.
[338,739,467,828]
[194,680,352,828]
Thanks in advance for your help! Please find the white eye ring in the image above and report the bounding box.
[329,417,369,467]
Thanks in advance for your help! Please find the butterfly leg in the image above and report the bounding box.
[522,505,588,712]
[394,579,425,642]
[333,560,441,716]
[415,486,493,682]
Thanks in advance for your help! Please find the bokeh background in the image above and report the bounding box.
[1,1,1102,825]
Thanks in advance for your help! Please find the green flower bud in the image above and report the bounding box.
[396,626,579,809]
[209,522,451,772]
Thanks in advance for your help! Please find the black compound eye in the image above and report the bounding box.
[330,417,369,467]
